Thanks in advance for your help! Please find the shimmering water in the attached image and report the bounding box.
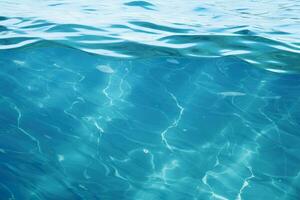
[0,1,300,200]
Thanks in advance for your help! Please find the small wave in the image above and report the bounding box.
[0,16,8,21]
[0,37,40,50]
[1,33,299,73]
[124,1,156,10]
[129,21,194,33]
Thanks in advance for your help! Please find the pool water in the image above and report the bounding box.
[0,1,300,200]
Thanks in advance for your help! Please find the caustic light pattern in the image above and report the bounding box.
[0,42,300,199]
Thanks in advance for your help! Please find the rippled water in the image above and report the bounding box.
[1,0,300,71]
[1,0,300,200]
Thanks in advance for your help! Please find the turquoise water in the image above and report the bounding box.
[0,1,300,200]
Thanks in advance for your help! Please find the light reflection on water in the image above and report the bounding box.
[1,1,300,200]
[1,0,300,71]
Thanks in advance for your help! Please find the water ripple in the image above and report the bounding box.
[124,1,156,10]
[1,0,299,73]
[1,1,300,197]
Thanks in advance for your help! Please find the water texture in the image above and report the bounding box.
[0,0,300,200]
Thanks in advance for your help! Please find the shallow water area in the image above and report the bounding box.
[0,1,300,200]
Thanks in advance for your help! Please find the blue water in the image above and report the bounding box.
[1,1,300,200]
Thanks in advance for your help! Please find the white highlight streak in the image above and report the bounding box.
[161,91,184,151]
